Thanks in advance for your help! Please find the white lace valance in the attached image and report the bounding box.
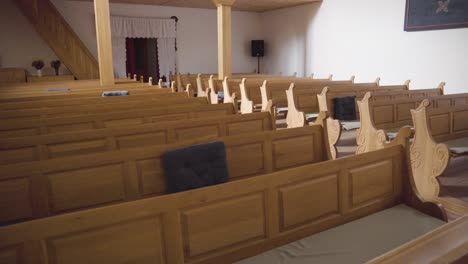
[111,16,176,38]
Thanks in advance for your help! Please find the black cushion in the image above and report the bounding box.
[333,96,357,121]
[161,141,229,193]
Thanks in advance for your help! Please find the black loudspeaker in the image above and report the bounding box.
[251,40,265,57]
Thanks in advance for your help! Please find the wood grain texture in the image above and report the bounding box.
[14,0,99,79]
[70,0,321,12]
[94,0,115,86]
[0,112,273,164]
[0,146,409,264]
[0,126,328,223]
[0,103,235,138]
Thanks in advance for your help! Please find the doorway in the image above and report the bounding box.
[126,38,159,82]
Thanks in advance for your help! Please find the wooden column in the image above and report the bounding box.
[94,0,115,86]
[213,0,235,79]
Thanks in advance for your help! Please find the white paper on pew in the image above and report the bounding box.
[342,120,361,130]
[236,205,444,264]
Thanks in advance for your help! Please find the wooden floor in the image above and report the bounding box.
[335,129,468,203]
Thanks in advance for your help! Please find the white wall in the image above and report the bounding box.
[0,0,71,76]
[52,0,263,75]
[261,1,468,94]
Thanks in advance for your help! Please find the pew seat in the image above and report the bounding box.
[237,205,444,264]
[2,146,464,263]
[444,137,468,156]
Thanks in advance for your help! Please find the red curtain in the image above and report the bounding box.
[126,38,136,78]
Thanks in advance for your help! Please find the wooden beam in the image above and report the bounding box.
[94,0,115,86]
[213,0,235,79]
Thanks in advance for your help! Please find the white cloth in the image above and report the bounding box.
[157,38,176,80]
[112,37,126,78]
[110,16,177,79]
[111,16,176,38]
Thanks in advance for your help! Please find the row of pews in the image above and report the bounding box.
[0,73,467,263]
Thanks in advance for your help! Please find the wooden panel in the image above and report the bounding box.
[27,75,75,83]
[0,178,32,222]
[429,113,451,137]
[396,102,415,121]
[226,119,264,136]
[136,158,165,197]
[279,174,339,230]
[49,139,107,158]
[273,135,316,169]
[227,143,265,179]
[181,193,266,258]
[0,246,21,263]
[48,216,166,264]
[48,122,95,134]
[0,147,36,164]
[14,0,99,79]
[0,146,408,264]
[116,132,168,149]
[174,125,220,142]
[349,160,394,208]
[373,105,394,125]
[453,110,468,133]
[104,117,145,127]
[0,68,26,84]
[47,164,125,213]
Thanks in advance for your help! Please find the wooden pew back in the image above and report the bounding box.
[0,146,413,263]
[0,112,273,165]
[0,96,208,121]
[0,126,328,223]
[0,103,235,138]
[0,90,194,111]
[261,80,383,110]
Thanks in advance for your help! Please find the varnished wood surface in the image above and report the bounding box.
[0,112,273,164]
[0,126,328,223]
[14,0,99,79]
[0,103,235,137]
[0,146,408,263]
[71,0,321,12]
[368,215,468,264]
[0,68,26,84]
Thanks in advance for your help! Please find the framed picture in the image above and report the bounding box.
[405,0,468,31]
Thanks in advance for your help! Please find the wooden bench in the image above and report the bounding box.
[0,103,236,137]
[0,112,274,165]
[0,97,209,121]
[0,82,166,103]
[0,90,198,112]
[356,92,467,154]
[410,101,468,199]
[0,125,336,223]
[1,146,462,263]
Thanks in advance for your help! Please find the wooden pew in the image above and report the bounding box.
[0,103,236,137]
[258,77,382,112]
[410,100,468,195]
[0,90,197,112]
[354,98,468,220]
[0,112,274,165]
[0,146,459,263]
[0,96,209,122]
[0,82,164,103]
[0,125,335,223]
[367,215,468,264]
[356,92,468,155]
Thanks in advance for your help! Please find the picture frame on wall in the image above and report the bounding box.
[405,0,468,31]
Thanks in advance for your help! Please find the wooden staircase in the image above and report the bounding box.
[15,0,99,80]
